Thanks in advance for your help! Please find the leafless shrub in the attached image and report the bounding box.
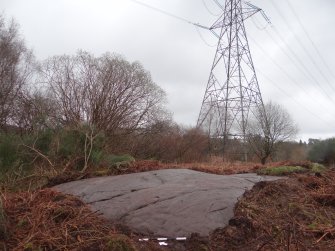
[41,51,167,136]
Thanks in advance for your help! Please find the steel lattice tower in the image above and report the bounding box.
[197,0,266,156]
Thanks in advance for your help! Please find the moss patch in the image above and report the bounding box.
[107,234,137,251]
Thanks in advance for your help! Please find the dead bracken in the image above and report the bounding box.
[0,189,161,251]
[210,170,335,250]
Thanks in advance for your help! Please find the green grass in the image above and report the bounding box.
[257,163,328,176]
[107,234,137,251]
[309,163,327,173]
[257,166,307,176]
[105,154,135,170]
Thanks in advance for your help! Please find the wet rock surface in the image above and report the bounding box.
[54,169,281,237]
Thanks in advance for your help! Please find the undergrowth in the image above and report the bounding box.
[0,189,161,250]
[257,165,306,175]
[210,171,335,250]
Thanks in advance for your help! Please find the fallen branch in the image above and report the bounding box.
[20,144,55,171]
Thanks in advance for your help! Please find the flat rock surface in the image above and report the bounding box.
[54,169,281,237]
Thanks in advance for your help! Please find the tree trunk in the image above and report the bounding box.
[261,156,268,165]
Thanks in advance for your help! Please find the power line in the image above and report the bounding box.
[263,28,327,101]
[272,0,335,93]
[256,68,334,130]
[212,0,224,10]
[126,0,214,33]
[249,35,332,112]
[251,16,268,30]
[202,0,221,16]
[269,0,335,94]
[250,33,335,129]
[269,25,335,103]
[127,0,196,26]
[126,0,218,46]
[284,0,335,82]
[195,25,217,47]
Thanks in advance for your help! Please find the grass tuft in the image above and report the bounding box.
[257,163,328,176]
[257,166,307,176]
[309,163,327,173]
[107,234,137,251]
[257,166,306,176]
[106,154,135,170]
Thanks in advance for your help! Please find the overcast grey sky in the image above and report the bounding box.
[1,0,335,141]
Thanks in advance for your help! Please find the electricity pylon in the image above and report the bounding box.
[197,0,269,159]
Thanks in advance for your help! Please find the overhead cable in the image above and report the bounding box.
[251,16,267,30]
[284,0,335,82]
[270,25,335,103]
[127,0,213,30]
[270,0,335,94]
[212,0,224,10]
[195,26,217,47]
[202,0,221,16]
[249,35,332,112]
[127,0,196,26]
[256,68,334,130]
[264,28,324,95]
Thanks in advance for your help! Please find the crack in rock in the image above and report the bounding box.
[119,188,212,220]
[209,207,228,213]
[88,187,155,204]
[152,172,165,184]
[87,193,125,204]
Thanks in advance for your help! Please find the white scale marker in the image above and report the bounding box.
[138,236,187,246]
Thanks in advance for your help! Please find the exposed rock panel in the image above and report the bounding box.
[54,169,281,237]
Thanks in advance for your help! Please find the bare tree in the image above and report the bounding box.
[11,91,57,133]
[0,15,35,130]
[41,51,167,135]
[246,102,298,164]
